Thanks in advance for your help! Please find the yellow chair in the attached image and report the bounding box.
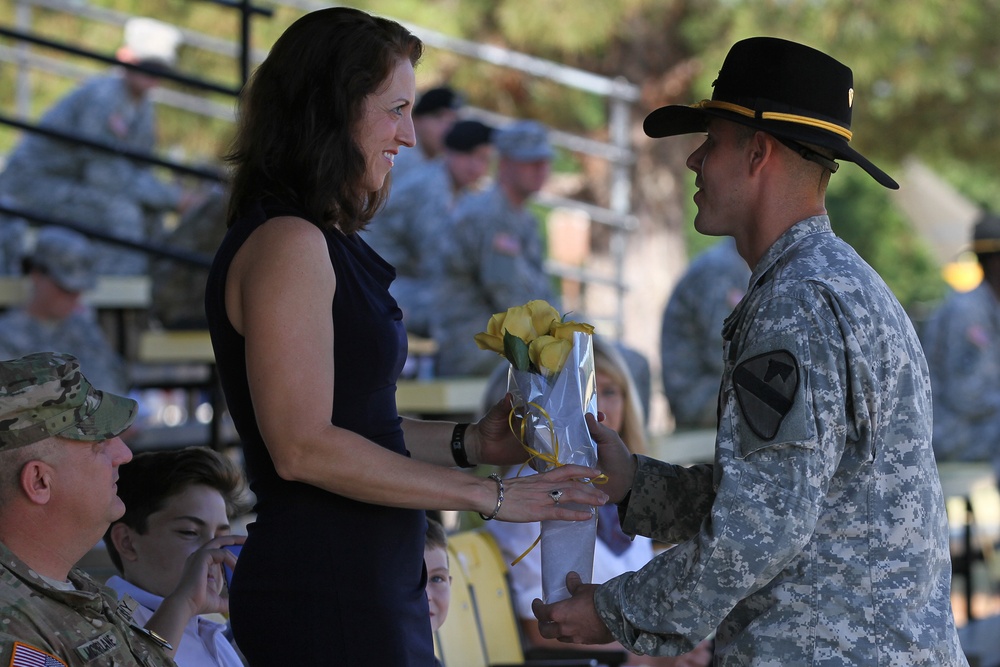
[448,529,525,664]
[435,536,489,667]
[444,528,625,667]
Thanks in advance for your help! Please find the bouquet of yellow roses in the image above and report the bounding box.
[475,299,598,604]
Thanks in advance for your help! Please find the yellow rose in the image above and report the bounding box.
[550,320,596,342]
[529,335,573,376]
[473,331,505,355]
[525,300,561,338]
[498,305,537,342]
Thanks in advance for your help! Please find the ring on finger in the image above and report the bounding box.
[549,489,564,504]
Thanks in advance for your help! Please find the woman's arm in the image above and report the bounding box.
[225,216,604,521]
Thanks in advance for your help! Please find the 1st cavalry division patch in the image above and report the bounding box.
[733,350,799,440]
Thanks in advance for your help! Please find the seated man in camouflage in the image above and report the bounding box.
[0,352,235,666]
[0,226,128,395]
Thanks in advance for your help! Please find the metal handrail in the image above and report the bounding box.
[0,26,242,96]
[0,113,226,182]
[0,203,213,268]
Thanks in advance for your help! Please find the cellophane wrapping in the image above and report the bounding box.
[507,331,598,603]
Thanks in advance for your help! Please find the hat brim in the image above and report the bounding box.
[503,147,555,162]
[644,105,899,190]
[59,389,138,442]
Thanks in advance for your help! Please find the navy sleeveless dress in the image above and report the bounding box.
[205,197,432,665]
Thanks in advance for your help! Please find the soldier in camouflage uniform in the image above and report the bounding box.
[0,352,175,666]
[390,85,463,182]
[150,183,227,329]
[921,210,1000,471]
[0,227,128,395]
[365,119,494,336]
[533,38,966,666]
[431,120,560,377]
[0,18,184,276]
[660,238,749,429]
[0,352,240,666]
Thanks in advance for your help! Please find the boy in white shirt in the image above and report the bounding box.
[104,447,249,667]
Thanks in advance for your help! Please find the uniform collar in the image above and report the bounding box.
[748,215,832,291]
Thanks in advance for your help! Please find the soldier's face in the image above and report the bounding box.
[685,118,754,238]
[54,436,132,531]
[31,271,82,320]
[356,58,416,193]
[503,158,550,199]
[415,110,458,159]
[448,144,494,190]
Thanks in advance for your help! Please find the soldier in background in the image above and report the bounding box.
[431,120,558,377]
[0,226,128,395]
[921,210,1000,474]
[660,238,749,429]
[0,17,187,275]
[366,119,494,336]
[390,85,463,180]
[150,183,227,329]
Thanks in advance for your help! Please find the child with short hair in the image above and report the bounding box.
[103,446,250,667]
[425,518,452,635]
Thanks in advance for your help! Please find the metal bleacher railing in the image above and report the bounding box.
[1,0,640,337]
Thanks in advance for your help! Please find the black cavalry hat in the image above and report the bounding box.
[643,36,898,189]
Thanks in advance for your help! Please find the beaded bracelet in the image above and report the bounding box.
[478,473,504,521]
[450,423,475,468]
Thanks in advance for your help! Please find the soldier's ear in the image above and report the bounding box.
[19,459,54,505]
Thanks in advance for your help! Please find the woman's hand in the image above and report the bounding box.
[494,464,608,522]
[467,393,531,467]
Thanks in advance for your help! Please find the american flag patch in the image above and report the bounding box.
[8,642,66,667]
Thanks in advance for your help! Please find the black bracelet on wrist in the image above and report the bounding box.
[450,423,475,468]
[478,473,504,521]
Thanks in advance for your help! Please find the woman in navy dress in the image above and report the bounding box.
[204,8,608,665]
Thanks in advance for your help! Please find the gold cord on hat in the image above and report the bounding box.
[694,100,853,141]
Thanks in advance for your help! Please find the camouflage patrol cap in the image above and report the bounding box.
[24,226,97,293]
[0,352,137,451]
[495,120,555,162]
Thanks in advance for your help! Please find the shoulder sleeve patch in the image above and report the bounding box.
[11,641,68,666]
[733,350,799,441]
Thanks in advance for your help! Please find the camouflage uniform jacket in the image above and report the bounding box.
[0,540,175,666]
[366,158,455,336]
[431,184,557,377]
[595,216,966,666]
[0,307,128,396]
[0,73,180,275]
[0,74,178,213]
[920,282,1000,465]
[660,238,749,429]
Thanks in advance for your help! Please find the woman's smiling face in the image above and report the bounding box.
[356,58,416,192]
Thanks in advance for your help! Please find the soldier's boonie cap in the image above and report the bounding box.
[972,211,1000,255]
[495,120,554,162]
[643,36,897,190]
[24,226,97,293]
[0,352,137,451]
